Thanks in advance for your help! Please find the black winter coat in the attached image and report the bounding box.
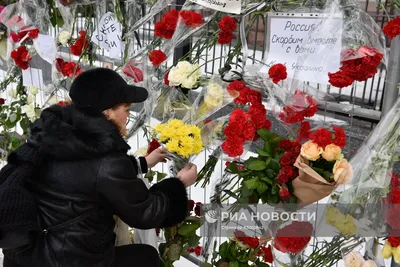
[4,105,188,266]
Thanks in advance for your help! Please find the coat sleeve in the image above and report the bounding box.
[96,153,188,229]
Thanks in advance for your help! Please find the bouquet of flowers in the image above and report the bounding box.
[164,60,202,96]
[207,230,273,267]
[154,119,203,175]
[293,126,352,204]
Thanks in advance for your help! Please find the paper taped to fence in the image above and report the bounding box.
[91,12,124,59]
[190,0,241,14]
[261,14,343,85]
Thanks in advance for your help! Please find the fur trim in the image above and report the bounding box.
[29,105,130,160]
[150,178,188,227]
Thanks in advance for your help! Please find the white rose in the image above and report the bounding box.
[362,260,377,267]
[204,95,223,108]
[176,61,193,73]
[21,102,37,121]
[168,67,185,86]
[28,86,39,95]
[190,63,202,79]
[206,83,223,97]
[8,89,17,99]
[135,147,148,157]
[27,94,35,105]
[344,251,365,267]
[58,31,71,45]
[181,75,198,89]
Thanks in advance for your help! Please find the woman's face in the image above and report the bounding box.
[103,103,131,136]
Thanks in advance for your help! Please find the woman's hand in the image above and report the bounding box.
[177,164,197,187]
[145,147,168,168]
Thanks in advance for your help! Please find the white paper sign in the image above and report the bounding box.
[33,34,56,64]
[190,0,241,15]
[22,68,44,89]
[91,12,124,59]
[261,15,342,85]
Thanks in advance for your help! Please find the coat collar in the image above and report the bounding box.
[28,104,130,160]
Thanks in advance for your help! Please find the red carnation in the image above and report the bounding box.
[273,221,313,254]
[218,16,237,32]
[278,139,292,151]
[56,58,83,77]
[389,236,400,247]
[180,11,203,27]
[222,137,245,157]
[0,98,5,105]
[279,187,291,199]
[383,17,400,39]
[296,121,311,142]
[268,63,287,84]
[332,126,346,148]
[280,166,295,179]
[194,202,203,216]
[58,101,67,107]
[70,30,88,56]
[148,50,167,66]
[147,138,161,155]
[218,31,233,44]
[309,128,333,148]
[11,46,32,70]
[122,64,143,83]
[258,245,273,263]
[188,200,195,211]
[328,71,353,88]
[391,173,399,188]
[279,154,291,166]
[236,235,259,249]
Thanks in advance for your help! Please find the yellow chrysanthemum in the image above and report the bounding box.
[394,246,400,263]
[325,207,356,235]
[382,241,393,259]
[154,119,203,158]
[166,139,180,153]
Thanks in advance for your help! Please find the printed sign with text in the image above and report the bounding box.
[261,15,343,85]
[190,0,241,15]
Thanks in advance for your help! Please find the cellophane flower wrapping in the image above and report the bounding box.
[289,0,386,89]
[153,86,193,122]
[336,98,400,204]
[18,0,50,33]
[158,1,217,58]
[183,75,234,125]
[57,0,98,7]
[123,57,155,138]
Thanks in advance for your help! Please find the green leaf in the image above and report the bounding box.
[257,129,272,141]
[167,243,182,261]
[55,8,64,28]
[271,184,279,195]
[243,177,260,190]
[157,171,168,181]
[256,262,270,267]
[269,159,281,173]
[260,176,273,185]
[229,261,239,267]
[255,148,270,157]
[256,183,268,195]
[230,245,238,258]
[227,162,239,173]
[178,223,200,236]
[267,193,280,206]
[187,233,201,247]
[241,186,253,197]
[271,136,284,146]
[265,169,275,179]
[244,157,267,171]
[263,140,272,155]
[219,242,229,258]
